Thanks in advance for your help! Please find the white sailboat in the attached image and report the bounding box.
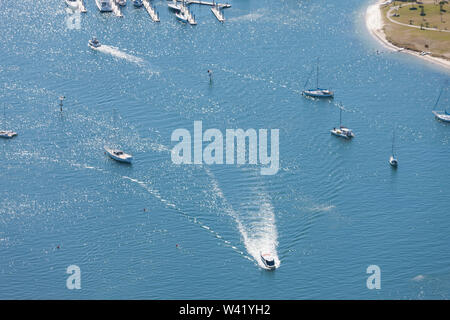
[330,105,354,139]
[389,129,398,167]
[168,0,182,11]
[65,0,79,10]
[302,59,334,99]
[432,85,450,123]
[96,0,113,12]
[0,106,17,139]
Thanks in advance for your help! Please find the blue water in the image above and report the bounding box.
[1,0,449,299]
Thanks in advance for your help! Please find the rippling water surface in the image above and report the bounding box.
[0,0,449,299]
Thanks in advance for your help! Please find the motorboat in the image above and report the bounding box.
[330,106,354,139]
[302,59,334,99]
[133,0,143,7]
[168,0,182,11]
[260,252,276,270]
[65,0,79,10]
[96,0,113,12]
[0,130,17,139]
[116,0,127,6]
[88,37,101,49]
[104,147,133,163]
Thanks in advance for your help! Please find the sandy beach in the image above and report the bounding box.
[365,0,450,71]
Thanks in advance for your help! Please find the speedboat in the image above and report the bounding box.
[260,252,276,270]
[168,0,182,11]
[133,0,143,7]
[302,88,334,99]
[389,155,398,167]
[0,130,18,139]
[330,126,354,139]
[88,37,101,49]
[116,0,126,6]
[433,110,450,123]
[105,147,133,163]
[65,0,79,10]
[96,0,113,12]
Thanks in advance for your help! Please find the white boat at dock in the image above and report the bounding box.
[168,0,182,11]
[0,130,17,139]
[133,0,143,7]
[104,147,133,163]
[96,0,113,12]
[116,0,127,6]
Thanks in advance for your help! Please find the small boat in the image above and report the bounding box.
[302,59,334,99]
[133,0,143,7]
[432,84,450,123]
[260,252,276,270]
[116,0,126,6]
[88,37,101,49]
[96,0,113,12]
[0,130,17,139]
[175,11,188,23]
[330,106,354,139]
[65,0,79,9]
[168,0,182,11]
[104,147,133,163]
[389,129,398,167]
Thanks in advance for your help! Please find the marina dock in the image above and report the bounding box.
[211,6,225,22]
[143,0,160,22]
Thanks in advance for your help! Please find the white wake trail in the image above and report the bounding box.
[94,45,145,65]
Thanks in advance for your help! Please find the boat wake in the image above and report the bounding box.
[205,168,280,270]
[94,45,145,65]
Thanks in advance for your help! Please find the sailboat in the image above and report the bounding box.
[330,104,354,139]
[389,129,398,167]
[432,85,450,123]
[302,59,334,99]
[0,105,17,139]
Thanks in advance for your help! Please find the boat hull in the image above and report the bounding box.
[105,147,133,163]
[389,156,398,167]
[175,13,188,23]
[0,131,18,139]
[433,111,450,123]
[303,89,334,99]
[65,0,79,9]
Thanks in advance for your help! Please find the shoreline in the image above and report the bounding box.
[365,0,450,71]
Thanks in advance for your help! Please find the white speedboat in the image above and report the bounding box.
[168,0,182,11]
[65,0,79,9]
[331,106,354,139]
[133,0,143,7]
[88,37,101,49]
[105,147,133,163]
[116,0,126,6]
[96,0,113,12]
[0,130,17,139]
[260,252,276,270]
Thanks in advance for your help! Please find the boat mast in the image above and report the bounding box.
[392,128,395,156]
[316,58,319,89]
[339,105,342,128]
[434,85,444,109]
